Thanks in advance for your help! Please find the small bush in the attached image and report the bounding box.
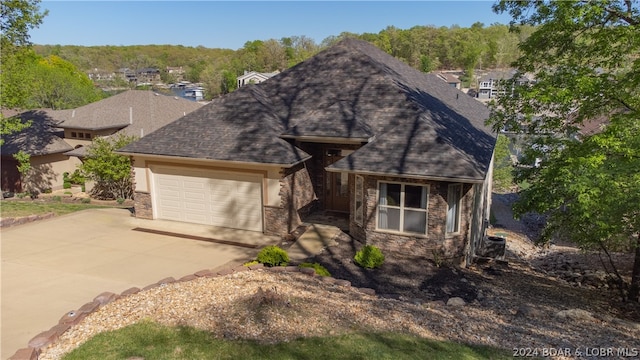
[63,181,72,189]
[244,260,260,267]
[299,262,331,277]
[116,197,125,204]
[81,198,91,204]
[257,245,289,267]
[354,245,385,269]
[52,196,62,202]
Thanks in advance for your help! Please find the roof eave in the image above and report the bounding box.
[324,167,486,184]
[280,134,372,144]
[116,151,312,169]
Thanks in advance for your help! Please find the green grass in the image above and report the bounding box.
[0,201,111,218]
[63,321,512,360]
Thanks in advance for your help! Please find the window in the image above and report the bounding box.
[85,133,91,139]
[446,184,462,234]
[70,132,77,138]
[78,132,84,139]
[354,175,364,225]
[377,182,428,234]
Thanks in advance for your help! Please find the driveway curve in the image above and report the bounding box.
[1,208,277,359]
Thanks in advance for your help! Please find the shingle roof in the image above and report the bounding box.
[120,39,496,180]
[120,86,311,165]
[1,110,73,156]
[58,90,204,136]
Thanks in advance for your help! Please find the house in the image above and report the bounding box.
[118,39,497,265]
[436,72,462,89]
[477,69,536,100]
[1,109,78,194]
[1,91,204,193]
[236,70,280,88]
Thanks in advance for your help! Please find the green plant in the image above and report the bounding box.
[244,260,259,267]
[52,196,62,202]
[16,192,27,199]
[64,191,72,195]
[116,197,125,204]
[63,181,71,189]
[43,188,52,194]
[299,262,331,277]
[256,245,289,267]
[354,245,385,269]
[81,197,91,204]
[69,169,86,185]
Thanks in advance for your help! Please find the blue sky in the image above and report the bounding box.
[29,1,512,50]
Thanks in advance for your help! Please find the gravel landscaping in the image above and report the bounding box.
[38,193,640,359]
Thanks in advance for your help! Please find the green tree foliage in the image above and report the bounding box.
[489,0,640,301]
[29,55,104,109]
[492,134,514,192]
[80,134,138,200]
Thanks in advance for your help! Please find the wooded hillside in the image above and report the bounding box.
[33,23,533,98]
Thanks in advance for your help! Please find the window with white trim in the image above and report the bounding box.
[446,183,462,234]
[354,175,364,225]
[377,182,428,234]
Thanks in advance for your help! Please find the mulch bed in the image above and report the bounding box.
[305,232,483,302]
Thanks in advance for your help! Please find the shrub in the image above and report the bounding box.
[116,197,125,204]
[52,196,62,202]
[63,181,71,189]
[257,245,289,267]
[354,245,385,269]
[244,260,260,267]
[81,197,91,204]
[299,262,331,277]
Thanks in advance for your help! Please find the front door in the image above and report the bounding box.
[324,149,350,212]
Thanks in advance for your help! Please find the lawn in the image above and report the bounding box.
[0,199,113,218]
[63,321,512,360]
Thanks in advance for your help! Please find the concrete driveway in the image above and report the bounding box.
[1,208,279,359]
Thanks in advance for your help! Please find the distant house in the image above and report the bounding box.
[136,68,161,84]
[1,91,204,193]
[237,70,279,88]
[119,39,497,265]
[477,70,535,100]
[436,72,461,89]
[166,66,185,82]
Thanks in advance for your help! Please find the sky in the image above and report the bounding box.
[29,1,513,50]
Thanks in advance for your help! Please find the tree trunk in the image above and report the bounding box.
[628,236,640,302]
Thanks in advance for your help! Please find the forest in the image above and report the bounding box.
[31,22,534,100]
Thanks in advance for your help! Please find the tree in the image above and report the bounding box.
[492,134,514,192]
[80,134,138,200]
[489,1,640,301]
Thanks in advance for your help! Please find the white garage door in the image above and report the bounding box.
[153,167,263,232]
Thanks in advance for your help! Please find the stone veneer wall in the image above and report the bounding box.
[264,162,317,236]
[133,191,153,219]
[349,175,474,264]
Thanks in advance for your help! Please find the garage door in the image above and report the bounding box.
[153,167,263,232]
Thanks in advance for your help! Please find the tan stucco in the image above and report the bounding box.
[24,153,83,191]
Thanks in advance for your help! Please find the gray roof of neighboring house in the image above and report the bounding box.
[120,39,496,181]
[1,110,73,156]
[58,90,205,136]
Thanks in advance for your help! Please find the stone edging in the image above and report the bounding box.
[0,213,55,228]
[8,264,376,360]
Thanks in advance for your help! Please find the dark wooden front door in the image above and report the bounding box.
[324,149,350,212]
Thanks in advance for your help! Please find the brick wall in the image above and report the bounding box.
[349,174,474,264]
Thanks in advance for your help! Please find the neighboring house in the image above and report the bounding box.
[436,72,461,89]
[236,70,279,88]
[166,66,185,82]
[1,91,204,192]
[477,69,535,100]
[1,109,77,193]
[119,39,497,265]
